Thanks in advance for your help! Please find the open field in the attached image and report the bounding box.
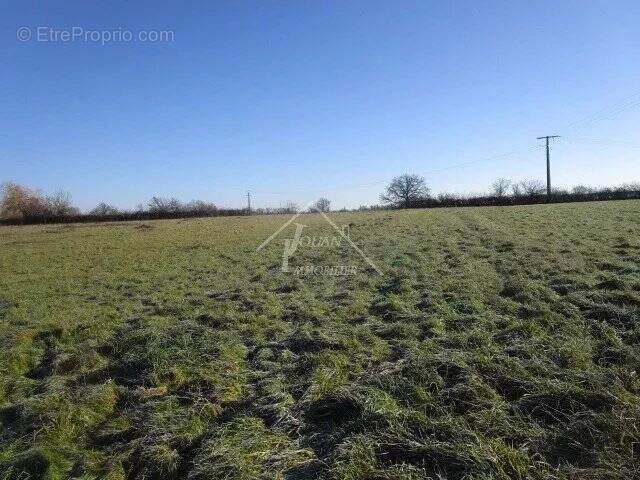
[1,201,639,479]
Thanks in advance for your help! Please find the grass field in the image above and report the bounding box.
[1,201,639,480]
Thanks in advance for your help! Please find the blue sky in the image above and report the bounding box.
[2,1,639,210]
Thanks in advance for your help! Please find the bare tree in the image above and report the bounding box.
[280,201,299,214]
[46,191,79,216]
[313,197,331,212]
[147,196,183,213]
[185,200,217,214]
[1,183,80,218]
[571,185,592,195]
[90,203,121,216]
[620,182,640,192]
[1,183,50,218]
[519,179,546,195]
[511,182,522,197]
[491,178,511,197]
[437,192,458,202]
[380,174,430,207]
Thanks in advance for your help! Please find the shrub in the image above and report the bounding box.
[0,183,78,219]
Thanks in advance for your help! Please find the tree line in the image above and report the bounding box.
[377,174,640,209]
[1,177,639,225]
[0,184,334,224]
[0,183,243,225]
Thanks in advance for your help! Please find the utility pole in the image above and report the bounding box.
[536,135,561,195]
[246,191,251,214]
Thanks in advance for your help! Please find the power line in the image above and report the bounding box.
[246,90,640,204]
[561,135,640,148]
[562,91,640,132]
[251,145,541,197]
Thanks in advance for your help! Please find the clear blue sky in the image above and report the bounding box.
[2,1,639,210]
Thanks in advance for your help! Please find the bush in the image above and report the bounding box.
[0,183,78,219]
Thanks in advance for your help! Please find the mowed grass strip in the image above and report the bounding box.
[0,201,639,479]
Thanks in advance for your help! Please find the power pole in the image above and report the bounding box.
[536,135,561,195]
[246,191,251,214]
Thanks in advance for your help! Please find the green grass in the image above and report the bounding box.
[1,201,639,479]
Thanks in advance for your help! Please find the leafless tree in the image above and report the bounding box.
[616,182,640,192]
[280,201,299,214]
[1,183,80,218]
[519,179,546,195]
[1,182,47,218]
[511,182,523,197]
[185,200,217,214]
[147,196,182,213]
[90,203,121,216]
[439,192,460,201]
[571,185,593,195]
[46,191,79,216]
[313,197,331,212]
[380,174,430,207]
[491,178,511,197]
